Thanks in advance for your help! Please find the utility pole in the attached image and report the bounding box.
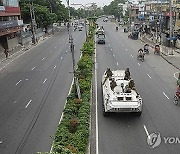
[169,0,173,39]
[67,0,81,99]
[128,2,132,30]
[169,0,174,55]
[159,0,162,44]
[29,1,36,44]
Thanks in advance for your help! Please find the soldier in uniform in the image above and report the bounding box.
[110,78,117,91]
[103,68,113,85]
[128,79,135,89]
[124,68,131,80]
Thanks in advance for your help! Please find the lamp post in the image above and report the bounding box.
[67,0,81,99]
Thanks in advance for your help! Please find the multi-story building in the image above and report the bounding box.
[0,0,23,51]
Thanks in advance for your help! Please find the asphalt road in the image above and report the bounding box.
[95,19,180,154]
[0,27,86,153]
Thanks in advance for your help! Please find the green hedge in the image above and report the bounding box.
[50,22,96,154]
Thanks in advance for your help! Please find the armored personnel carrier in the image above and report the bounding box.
[102,69,143,116]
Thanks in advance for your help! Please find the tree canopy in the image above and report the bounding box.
[103,0,125,19]
[20,0,68,29]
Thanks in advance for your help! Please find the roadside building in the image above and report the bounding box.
[0,0,23,51]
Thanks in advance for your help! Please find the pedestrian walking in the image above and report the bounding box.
[4,49,8,59]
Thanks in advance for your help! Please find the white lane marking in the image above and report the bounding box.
[16,80,22,85]
[95,41,99,154]
[25,100,32,108]
[113,54,115,57]
[138,63,140,66]
[174,72,179,80]
[163,92,169,100]
[55,46,57,48]
[54,65,56,69]
[143,125,151,139]
[42,57,45,61]
[147,74,152,79]
[59,112,64,124]
[117,62,119,66]
[131,55,133,58]
[61,57,63,60]
[31,67,36,70]
[43,78,47,83]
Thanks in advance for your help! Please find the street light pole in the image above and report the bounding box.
[67,0,81,99]
[169,0,173,39]
[159,0,162,44]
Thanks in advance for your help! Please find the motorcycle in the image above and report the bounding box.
[116,26,118,31]
[154,45,160,55]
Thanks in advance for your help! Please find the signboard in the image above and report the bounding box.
[0,20,22,30]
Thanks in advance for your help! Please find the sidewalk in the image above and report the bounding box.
[140,34,180,71]
[0,26,66,66]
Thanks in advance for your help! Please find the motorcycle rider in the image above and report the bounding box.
[138,48,144,57]
[144,44,149,53]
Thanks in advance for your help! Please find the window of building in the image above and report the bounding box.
[5,0,18,7]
